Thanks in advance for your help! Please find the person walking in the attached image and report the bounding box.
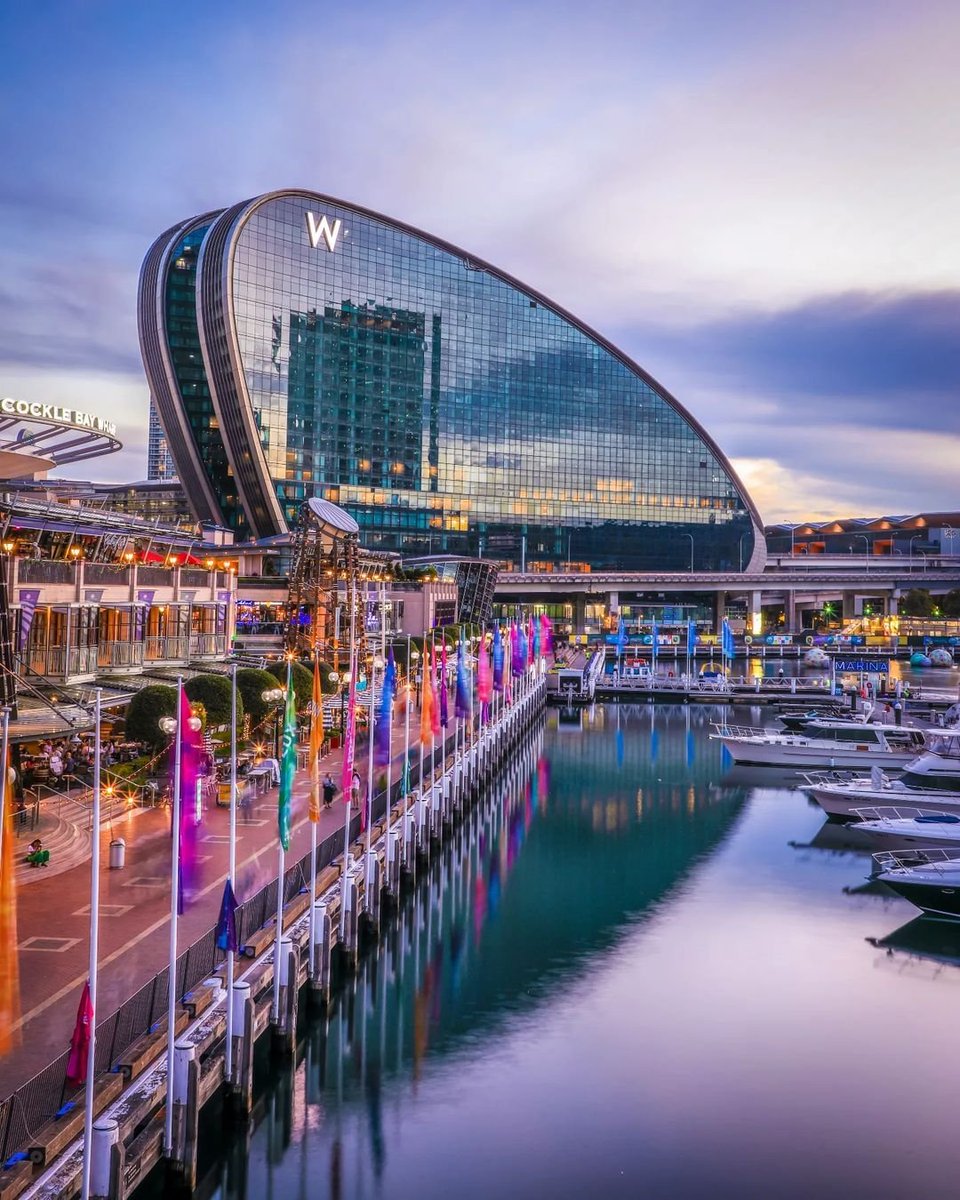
[322,772,336,809]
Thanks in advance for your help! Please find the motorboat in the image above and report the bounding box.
[805,730,960,818]
[873,848,960,920]
[711,720,928,768]
[848,807,960,849]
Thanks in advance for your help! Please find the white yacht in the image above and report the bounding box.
[711,719,928,769]
[873,849,960,921]
[848,807,960,848]
[805,730,960,818]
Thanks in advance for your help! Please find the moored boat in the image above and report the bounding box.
[873,848,960,920]
[712,720,928,768]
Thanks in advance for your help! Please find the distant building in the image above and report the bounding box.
[765,514,960,559]
[139,189,765,572]
[147,400,176,480]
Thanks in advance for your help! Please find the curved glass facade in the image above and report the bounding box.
[141,190,763,571]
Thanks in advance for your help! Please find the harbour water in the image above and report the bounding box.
[156,677,960,1199]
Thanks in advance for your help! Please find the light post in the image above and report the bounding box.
[261,687,284,758]
[328,670,340,739]
[943,529,959,558]
[853,534,870,568]
[410,648,421,708]
[682,532,694,573]
[738,532,750,573]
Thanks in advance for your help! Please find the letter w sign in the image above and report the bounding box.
[305,212,342,251]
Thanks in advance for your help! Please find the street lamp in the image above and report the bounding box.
[261,687,284,757]
[853,534,870,567]
[681,533,694,573]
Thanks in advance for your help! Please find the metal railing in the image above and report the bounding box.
[98,641,145,669]
[145,635,190,661]
[16,561,74,585]
[189,633,225,657]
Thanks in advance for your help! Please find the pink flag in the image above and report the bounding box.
[430,648,441,737]
[477,637,492,704]
[65,981,93,1087]
[341,662,358,798]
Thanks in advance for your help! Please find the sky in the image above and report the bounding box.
[1,0,957,523]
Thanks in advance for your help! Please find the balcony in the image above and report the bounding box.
[145,634,190,662]
[97,641,146,670]
[189,633,227,659]
[18,644,98,682]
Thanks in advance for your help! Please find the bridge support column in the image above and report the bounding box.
[607,591,619,617]
[573,595,587,634]
[842,591,862,621]
[888,589,900,617]
[714,592,726,634]
[749,591,763,636]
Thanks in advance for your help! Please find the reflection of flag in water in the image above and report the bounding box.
[278,664,296,851]
[365,1065,385,1180]
[215,879,238,953]
[686,728,695,768]
[374,648,396,768]
[492,625,504,692]
[330,1138,342,1200]
[651,726,659,764]
[439,644,449,728]
[0,752,21,1054]
[616,728,625,767]
[308,657,324,822]
[65,981,93,1087]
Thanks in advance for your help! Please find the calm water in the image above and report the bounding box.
[179,685,960,1200]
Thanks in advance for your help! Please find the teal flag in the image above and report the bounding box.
[278,662,296,851]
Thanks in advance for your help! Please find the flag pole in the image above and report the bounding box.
[403,634,411,860]
[225,663,237,1085]
[80,691,101,1200]
[163,675,184,1158]
[271,659,291,1023]
[308,648,319,974]
[381,583,392,847]
[0,707,9,901]
[340,566,357,938]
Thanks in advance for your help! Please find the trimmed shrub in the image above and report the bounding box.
[185,673,239,729]
[235,667,282,724]
[125,684,177,750]
[267,659,313,711]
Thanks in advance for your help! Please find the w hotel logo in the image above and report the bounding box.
[305,212,342,251]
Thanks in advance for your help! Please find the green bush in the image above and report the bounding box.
[185,673,240,728]
[268,659,313,711]
[235,667,282,724]
[125,685,177,750]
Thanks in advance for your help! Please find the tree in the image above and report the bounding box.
[185,673,239,729]
[268,659,313,711]
[236,667,282,724]
[125,684,177,750]
[941,590,960,619]
[901,588,935,617]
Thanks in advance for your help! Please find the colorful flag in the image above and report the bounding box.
[532,617,541,662]
[511,623,523,677]
[492,625,504,692]
[419,651,435,746]
[615,615,626,656]
[430,648,441,737]
[539,613,553,659]
[215,879,238,953]
[527,617,535,666]
[0,748,21,1055]
[375,647,396,768]
[65,981,93,1088]
[177,684,201,913]
[341,659,358,797]
[278,663,296,850]
[17,588,41,651]
[439,644,449,728]
[687,619,698,655]
[308,657,324,823]
[455,638,471,719]
[651,615,659,670]
[477,635,492,704]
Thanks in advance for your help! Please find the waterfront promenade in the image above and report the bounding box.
[1,735,380,1100]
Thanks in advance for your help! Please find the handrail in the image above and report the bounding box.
[873,847,960,875]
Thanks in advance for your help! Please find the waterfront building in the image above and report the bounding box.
[146,399,176,480]
[766,513,960,560]
[139,190,765,573]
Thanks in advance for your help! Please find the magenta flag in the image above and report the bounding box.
[178,684,202,911]
[341,663,358,797]
[439,644,449,728]
[65,982,93,1087]
[430,648,441,736]
[477,636,492,704]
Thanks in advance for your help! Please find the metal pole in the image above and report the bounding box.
[0,709,9,895]
[308,648,318,976]
[163,676,184,1158]
[225,663,237,1084]
[403,635,412,859]
[271,662,290,1023]
[381,583,391,845]
[80,692,101,1200]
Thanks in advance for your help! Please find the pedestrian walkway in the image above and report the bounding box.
[0,720,419,1098]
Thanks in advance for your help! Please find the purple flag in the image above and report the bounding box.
[439,644,449,728]
[455,639,471,719]
[492,624,504,692]
[374,648,396,768]
[17,589,40,651]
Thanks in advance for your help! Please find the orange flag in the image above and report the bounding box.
[308,656,324,823]
[0,755,22,1055]
[419,651,435,747]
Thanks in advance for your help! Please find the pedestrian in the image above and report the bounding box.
[350,770,361,811]
[322,772,336,809]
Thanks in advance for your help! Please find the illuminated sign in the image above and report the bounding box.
[305,212,342,252]
[835,659,886,673]
[0,397,117,438]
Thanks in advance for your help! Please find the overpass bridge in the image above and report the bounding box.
[493,558,960,632]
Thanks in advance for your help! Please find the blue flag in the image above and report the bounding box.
[651,615,659,666]
[686,619,697,655]
[455,639,471,719]
[374,647,396,768]
[616,616,626,656]
[492,624,504,692]
[215,878,238,953]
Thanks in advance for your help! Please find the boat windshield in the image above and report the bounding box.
[926,732,960,759]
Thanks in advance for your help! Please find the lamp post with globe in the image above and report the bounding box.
[261,687,285,759]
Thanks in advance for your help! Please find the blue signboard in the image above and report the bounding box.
[834,659,886,673]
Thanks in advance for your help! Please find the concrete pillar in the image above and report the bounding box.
[227,980,254,1115]
[573,594,587,634]
[842,591,862,620]
[310,900,332,1003]
[888,589,900,616]
[749,590,763,637]
[608,591,619,616]
[170,1040,199,1188]
[90,1118,120,1200]
[714,592,726,634]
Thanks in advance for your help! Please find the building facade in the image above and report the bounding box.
[146,400,176,480]
[139,190,764,573]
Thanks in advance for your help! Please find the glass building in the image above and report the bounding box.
[139,190,764,571]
